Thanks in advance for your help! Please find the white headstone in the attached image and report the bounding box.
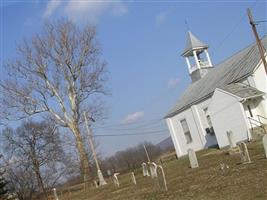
[53,188,59,200]
[263,135,267,158]
[94,180,99,188]
[219,162,229,170]
[149,162,158,178]
[188,148,199,168]
[112,173,120,187]
[156,165,168,192]
[131,172,136,185]
[141,163,150,176]
[238,142,251,164]
[227,130,237,148]
[107,169,112,177]
[97,169,107,186]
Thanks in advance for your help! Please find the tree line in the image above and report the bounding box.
[101,143,161,175]
[0,120,162,200]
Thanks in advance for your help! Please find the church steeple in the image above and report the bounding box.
[182,31,213,83]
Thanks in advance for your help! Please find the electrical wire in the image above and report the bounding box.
[211,0,260,56]
[92,129,169,137]
[93,120,166,131]
[92,118,163,129]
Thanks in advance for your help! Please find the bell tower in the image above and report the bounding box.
[182,31,213,83]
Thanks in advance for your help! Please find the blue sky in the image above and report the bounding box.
[1,0,266,157]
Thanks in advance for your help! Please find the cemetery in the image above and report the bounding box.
[1,2,266,200]
[49,137,267,200]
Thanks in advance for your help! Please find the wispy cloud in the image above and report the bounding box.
[43,0,62,18]
[155,11,168,27]
[168,78,181,88]
[43,0,127,24]
[121,111,144,124]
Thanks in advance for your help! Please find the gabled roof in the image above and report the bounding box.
[165,35,267,119]
[182,31,209,56]
[219,83,265,99]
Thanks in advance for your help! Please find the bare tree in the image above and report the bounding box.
[2,121,68,200]
[102,142,161,173]
[4,162,36,200]
[0,19,108,184]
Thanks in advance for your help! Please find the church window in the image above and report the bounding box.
[180,119,192,144]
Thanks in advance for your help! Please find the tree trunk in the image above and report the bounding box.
[34,169,48,200]
[32,156,48,200]
[71,124,91,186]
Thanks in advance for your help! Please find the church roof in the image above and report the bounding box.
[165,35,267,119]
[218,83,265,99]
[182,31,209,56]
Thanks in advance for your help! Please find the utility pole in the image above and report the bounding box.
[143,144,151,163]
[247,8,267,74]
[84,112,107,186]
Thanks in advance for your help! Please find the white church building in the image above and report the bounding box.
[165,32,267,157]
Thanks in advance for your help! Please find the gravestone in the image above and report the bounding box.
[141,163,150,176]
[188,148,199,168]
[149,162,158,178]
[107,169,112,177]
[131,172,137,185]
[67,188,71,197]
[238,142,251,164]
[263,135,267,158]
[94,180,99,188]
[112,173,120,187]
[227,130,237,148]
[52,188,59,200]
[156,165,168,192]
[219,162,229,170]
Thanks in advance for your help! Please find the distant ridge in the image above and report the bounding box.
[157,136,175,152]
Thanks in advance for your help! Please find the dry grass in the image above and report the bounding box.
[51,140,267,200]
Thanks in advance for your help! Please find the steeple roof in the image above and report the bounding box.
[165,35,267,119]
[182,31,208,56]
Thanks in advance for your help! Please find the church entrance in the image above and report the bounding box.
[203,108,218,147]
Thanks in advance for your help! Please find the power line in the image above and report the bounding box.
[254,20,267,24]
[211,0,260,56]
[58,127,168,139]
[92,129,169,137]
[93,120,165,131]
[92,118,163,129]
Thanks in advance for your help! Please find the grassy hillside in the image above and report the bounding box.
[50,140,267,200]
